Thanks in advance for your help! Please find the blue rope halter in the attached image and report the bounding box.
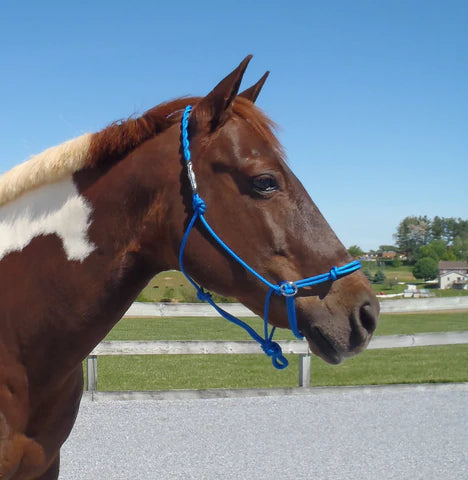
[179,105,361,369]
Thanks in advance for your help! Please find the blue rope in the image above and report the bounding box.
[178,194,288,368]
[181,105,192,161]
[178,105,361,369]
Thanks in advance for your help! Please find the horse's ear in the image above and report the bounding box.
[191,55,252,132]
[238,71,269,103]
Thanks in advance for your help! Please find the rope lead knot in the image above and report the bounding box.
[261,340,289,370]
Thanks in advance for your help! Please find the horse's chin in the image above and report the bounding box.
[302,322,372,365]
[302,326,345,365]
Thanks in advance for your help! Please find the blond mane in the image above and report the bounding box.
[0,133,92,207]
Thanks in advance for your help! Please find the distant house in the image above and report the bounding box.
[439,261,468,290]
[381,251,397,259]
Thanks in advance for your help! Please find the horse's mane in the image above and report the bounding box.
[88,96,284,166]
[0,96,283,207]
[0,133,93,207]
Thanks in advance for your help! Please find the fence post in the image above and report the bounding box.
[298,354,311,387]
[86,355,98,392]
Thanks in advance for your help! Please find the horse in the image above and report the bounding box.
[0,55,379,479]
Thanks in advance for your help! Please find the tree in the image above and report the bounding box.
[394,216,431,263]
[434,217,468,244]
[392,257,402,268]
[452,235,468,261]
[412,257,438,281]
[373,270,386,284]
[347,245,363,259]
[430,216,444,241]
[416,239,453,262]
[393,216,468,262]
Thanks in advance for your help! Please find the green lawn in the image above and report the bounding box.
[85,312,468,391]
[310,345,467,386]
[105,316,299,341]
[104,312,467,340]
[92,345,467,390]
[429,288,468,297]
[138,268,468,301]
[136,270,236,303]
[374,312,467,335]
[361,261,415,283]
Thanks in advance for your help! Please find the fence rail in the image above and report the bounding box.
[124,296,468,318]
[86,331,468,392]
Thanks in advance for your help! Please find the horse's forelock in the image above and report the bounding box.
[231,97,286,161]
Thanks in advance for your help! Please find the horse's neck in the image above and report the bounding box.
[61,136,180,358]
[3,132,180,386]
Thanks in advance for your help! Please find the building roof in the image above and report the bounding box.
[438,261,468,270]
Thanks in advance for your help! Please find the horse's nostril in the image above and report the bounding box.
[359,303,378,335]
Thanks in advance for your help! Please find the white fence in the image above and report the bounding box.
[85,299,468,394]
[86,331,468,392]
[124,296,468,318]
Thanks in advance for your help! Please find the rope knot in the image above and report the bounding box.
[261,340,282,358]
[261,341,289,370]
[192,194,206,215]
[329,266,338,281]
[197,289,212,302]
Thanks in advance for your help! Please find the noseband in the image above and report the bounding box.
[179,105,361,369]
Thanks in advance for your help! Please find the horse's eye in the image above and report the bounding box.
[251,175,278,194]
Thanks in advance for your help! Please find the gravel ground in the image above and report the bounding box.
[60,384,467,479]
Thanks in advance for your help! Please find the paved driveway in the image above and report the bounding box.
[60,384,467,479]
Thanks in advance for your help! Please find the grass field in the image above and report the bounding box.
[86,312,468,391]
[136,270,235,303]
[137,267,468,304]
[361,261,415,281]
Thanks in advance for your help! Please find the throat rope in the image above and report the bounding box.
[178,105,361,369]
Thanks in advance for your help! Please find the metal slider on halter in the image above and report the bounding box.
[178,105,361,370]
[186,161,198,193]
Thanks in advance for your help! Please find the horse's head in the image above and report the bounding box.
[176,56,379,364]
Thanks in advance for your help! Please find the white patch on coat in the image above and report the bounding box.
[0,176,96,262]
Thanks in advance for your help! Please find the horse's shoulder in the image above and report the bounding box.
[0,364,83,478]
[0,408,47,478]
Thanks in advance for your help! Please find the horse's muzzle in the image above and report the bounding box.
[301,292,380,365]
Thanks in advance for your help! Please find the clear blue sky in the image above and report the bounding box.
[1,0,467,251]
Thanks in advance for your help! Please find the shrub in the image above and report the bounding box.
[363,268,373,282]
[413,257,439,280]
[373,270,386,284]
[392,258,402,268]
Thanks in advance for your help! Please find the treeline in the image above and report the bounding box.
[394,216,468,263]
[348,216,468,281]
[393,216,468,280]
